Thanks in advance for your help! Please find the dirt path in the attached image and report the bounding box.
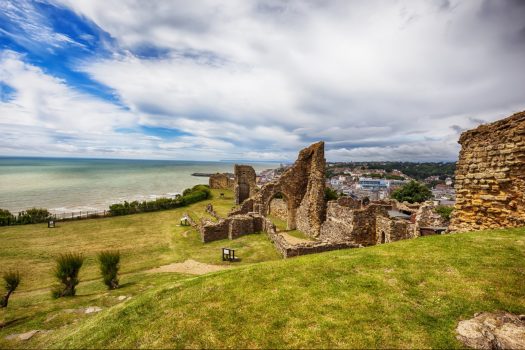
[146,259,231,275]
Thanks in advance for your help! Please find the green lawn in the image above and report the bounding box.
[1,195,524,348]
[267,215,313,241]
[0,189,280,293]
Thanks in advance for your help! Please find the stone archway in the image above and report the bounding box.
[267,192,297,230]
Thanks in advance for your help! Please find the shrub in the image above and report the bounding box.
[98,250,120,290]
[109,184,210,216]
[324,187,339,201]
[391,181,432,203]
[0,209,15,226]
[16,208,51,224]
[435,206,453,222]
[52,253,84,298]
[0,270,21,308]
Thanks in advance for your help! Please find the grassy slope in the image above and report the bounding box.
[26,228,525,349]
[0,189,280,293]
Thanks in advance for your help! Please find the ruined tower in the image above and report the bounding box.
[234,165,256,204]
[450,111,525,231]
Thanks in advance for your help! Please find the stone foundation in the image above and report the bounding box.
[451,111,525,231]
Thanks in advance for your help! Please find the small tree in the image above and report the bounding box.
[391,180,432,203]
[52,253,84,298]
[98,250,120,290]
[1,270,21,308]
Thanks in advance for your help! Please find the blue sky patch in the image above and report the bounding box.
[0,82,16,102]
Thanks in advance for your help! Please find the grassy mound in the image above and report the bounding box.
[33,228,524,349]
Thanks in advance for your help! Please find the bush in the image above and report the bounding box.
[391,181,432,203]
[324,187,339,201]
[0,209,15,226]
[0,270,21,308]
[109,184,210,216]
[16,208,51,225]
[52,253,84,298]
[98,250,120,290]
[435,206,453,222]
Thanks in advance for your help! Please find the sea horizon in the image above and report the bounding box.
[0,157,278,214]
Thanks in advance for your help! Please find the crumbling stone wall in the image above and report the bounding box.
[319,199,391,246]
[200,219,230,243]
[451,111,525,231]
[415,204,448,230]
[376,216,416,243]
[234,165,257,205]
[248,141,326,238]
[269,198,287,222]
[209,173,234,190]
[199,213,265,242]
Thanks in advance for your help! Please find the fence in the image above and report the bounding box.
[1,209,112,226]
[50,209,111,221]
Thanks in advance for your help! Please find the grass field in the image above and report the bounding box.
[1,193,524,348]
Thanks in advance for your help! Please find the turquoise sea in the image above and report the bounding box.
[0,158,277,214]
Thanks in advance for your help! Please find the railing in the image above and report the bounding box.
[1,209,112,226]
[50,209,111,221]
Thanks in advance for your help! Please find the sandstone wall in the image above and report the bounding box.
[415,204,448,229]
[249,141,326,238]
[376,216,416,243]
[200,213,265,242]
[319,201,390,246]
[209,173,234,190]
[200,219,230,243]
[450,111,525,231]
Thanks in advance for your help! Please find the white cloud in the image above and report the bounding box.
[5,0,525,160]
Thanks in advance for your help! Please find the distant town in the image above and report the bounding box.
[256,161,456,206]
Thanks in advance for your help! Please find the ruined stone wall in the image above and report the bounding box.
[415,204,448,229]
[376,216,416,243]
[450,111,525,231]
[228,215,255,239]
[319,201,390,246]
[269,198,288,222]
[234,165,257,205]
[250,141,326,238]
[199,213,265,242]
[200,219,230,243]
[209,173,234,190]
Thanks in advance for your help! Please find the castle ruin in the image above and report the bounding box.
[234,165,257,205]
[450,111,525,231]
[209,173,234,190]
[198,141,448,257]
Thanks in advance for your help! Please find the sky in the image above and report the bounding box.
[0,0,524,162]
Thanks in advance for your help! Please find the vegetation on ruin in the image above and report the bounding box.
[0,189,523,348]
[435,206,454,222]
[324,187,339,201]
[391,180,433,203]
